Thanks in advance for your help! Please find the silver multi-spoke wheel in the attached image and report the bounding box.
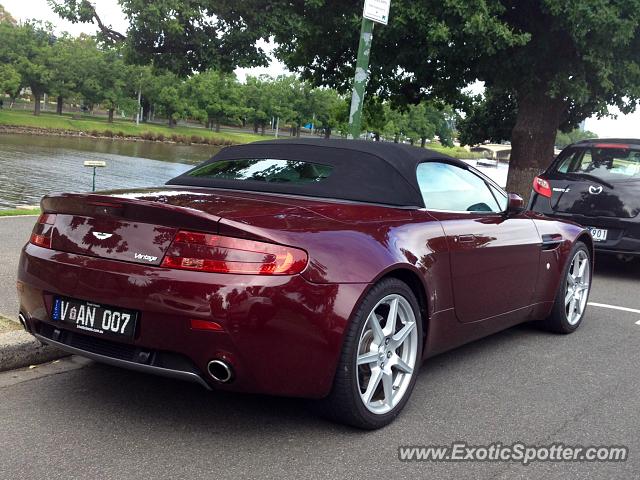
[356,294,418,415]
[565,250,590,325]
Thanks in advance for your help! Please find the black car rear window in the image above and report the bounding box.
[187,158,333,184]
[555,146,640,181]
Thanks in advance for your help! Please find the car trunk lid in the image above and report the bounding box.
[548,175,640,218]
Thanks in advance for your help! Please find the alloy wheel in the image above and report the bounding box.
[356,294,419,414]
[565,250,590,325]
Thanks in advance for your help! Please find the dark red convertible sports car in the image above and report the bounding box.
[17,139,593,429]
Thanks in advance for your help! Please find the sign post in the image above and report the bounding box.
[348,0,391,139]
[84,160,106,192]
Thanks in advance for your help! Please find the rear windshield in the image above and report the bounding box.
[555,146,640,181]
[186,158,333,184]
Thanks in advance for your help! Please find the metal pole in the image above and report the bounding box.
[348,18,374,140]
[92,167,96,192]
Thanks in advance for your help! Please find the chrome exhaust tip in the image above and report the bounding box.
[18,313,29,333]
[207,359,234,383]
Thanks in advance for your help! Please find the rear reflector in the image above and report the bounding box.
[162,231,308,275]
[190,319,223,332]
[533,176,552,198]
[29,213,57,249]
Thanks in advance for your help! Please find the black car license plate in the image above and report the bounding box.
[52,297,138,339]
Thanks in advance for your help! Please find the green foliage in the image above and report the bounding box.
[0,63,20,97]
[555,129,598,149]
[457,89,518,146]
[49,0,270,75]
[186,70,242,130]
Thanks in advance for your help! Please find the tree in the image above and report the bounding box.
[49,34,101,114]
[0,64,20,102]
[98,49,138,122]
[243,76,273,135]
[186,70,241,131]
[149,71,188,127]
[457,88,518,147]
[1,22,55,115]
[225,0,640,198]
[49,0,271,76]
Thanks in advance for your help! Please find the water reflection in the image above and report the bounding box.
[0,134,222,207]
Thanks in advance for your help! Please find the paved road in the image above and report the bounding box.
[0,216,37,319]
[1,216,639,479]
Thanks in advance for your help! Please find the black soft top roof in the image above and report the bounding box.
[167,138,461,207]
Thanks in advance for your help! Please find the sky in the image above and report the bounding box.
[3,0,638,138]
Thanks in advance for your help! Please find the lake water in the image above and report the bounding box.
[0,134,508,208]
[0,134,220,208]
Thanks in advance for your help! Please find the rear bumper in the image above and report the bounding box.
[17,243,368,398]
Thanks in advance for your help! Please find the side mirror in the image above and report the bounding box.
[506,193,525,214]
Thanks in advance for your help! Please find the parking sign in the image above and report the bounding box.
[363,0,391,25]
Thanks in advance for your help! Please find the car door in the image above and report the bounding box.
[417,161,542,323]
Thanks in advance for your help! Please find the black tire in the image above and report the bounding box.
[316,278,423,429]
[540,241,592,334]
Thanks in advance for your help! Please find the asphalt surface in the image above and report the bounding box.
[0,216,36,319]
[1,216,639,479]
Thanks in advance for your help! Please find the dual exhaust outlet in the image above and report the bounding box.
[20,311,234,384]
[207,359,234,384]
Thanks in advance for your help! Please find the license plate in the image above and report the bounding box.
[52,297,138,338]
[589,227,608,242]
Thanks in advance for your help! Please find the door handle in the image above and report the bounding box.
[457,234,476,243]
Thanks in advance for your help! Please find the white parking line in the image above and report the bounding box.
[588,302,640,325]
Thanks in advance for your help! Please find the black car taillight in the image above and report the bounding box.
[29,213,56,249]
[161,230,308,275]
[533,176,552,198]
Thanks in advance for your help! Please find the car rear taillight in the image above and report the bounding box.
[161,231,308,275]
[29,213,56,248]
[533,176,552,198]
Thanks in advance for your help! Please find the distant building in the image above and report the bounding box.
[470,144,511,161]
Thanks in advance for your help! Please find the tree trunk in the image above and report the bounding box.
[296,125,301,138]
[324,127,331,139]
[260,122,265,136]
[215,118,221,133]
[507,92,566,200]
[253,121,259,133]
[168,116,175,128]
[142,99,151,122]
[421,137,426,148]
[56,96,63,115]
[394,134,399,143]
[33,93,42,116]
[108,108,114,123]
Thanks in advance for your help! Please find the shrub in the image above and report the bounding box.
[171,134,180,142]
[156,133,165,142]
[103,130,114,138]
[117,131,125,138]
[90,129,99,137]
[190,135,202,144]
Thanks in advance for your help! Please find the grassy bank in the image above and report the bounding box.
[0,109,480,158]
[0,109,265,144]
[428,144,484,159]
[0,208,40,217]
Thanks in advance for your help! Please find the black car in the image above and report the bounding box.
[529,138,640,259]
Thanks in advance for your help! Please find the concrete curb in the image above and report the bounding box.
[0,330,69,372]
